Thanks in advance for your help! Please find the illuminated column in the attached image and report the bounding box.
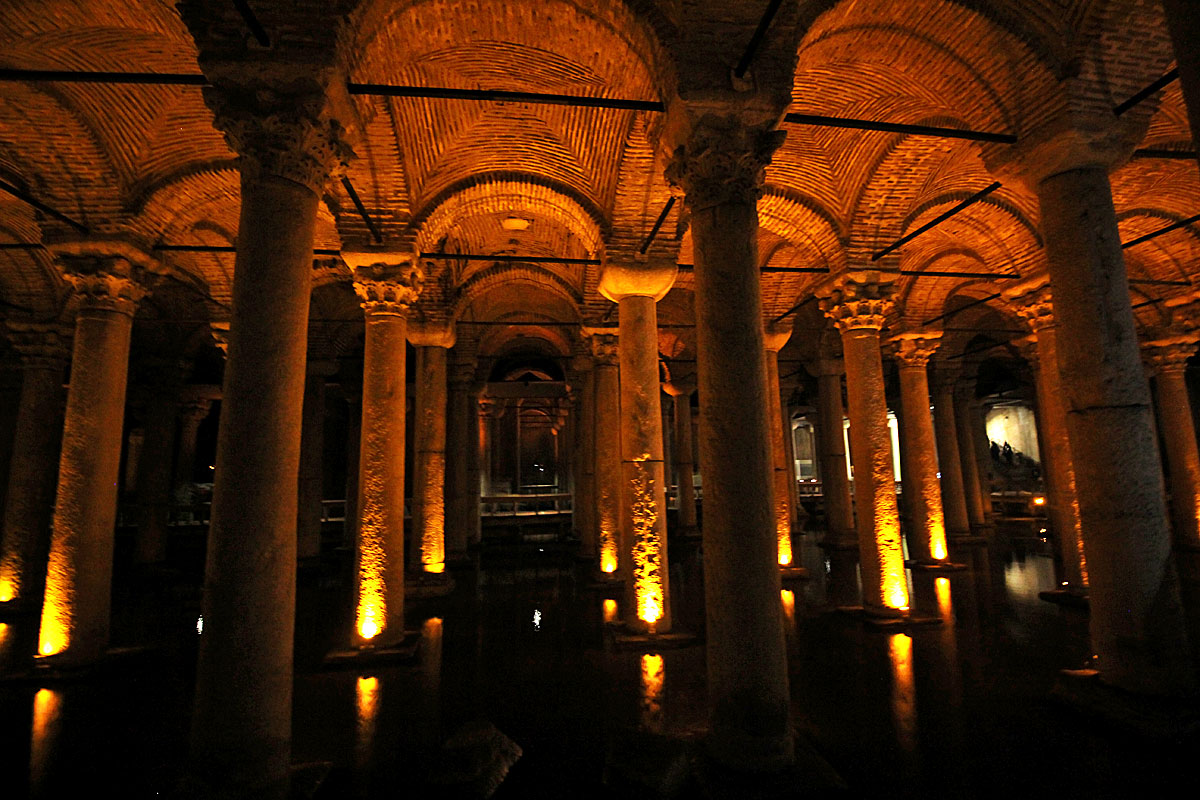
[589,331,622,576]
[410,322,454,575]
[764,329,795,566]
[38,246,149,664]
[569,357,597,558]
[988,131,1194,695]
[930,370,971,539]
[893,333,949,565]
[1009,284,1086,591]
[446,353,476,563]
[0,323,68,609]
[181,68,355,794]
[346,251,424,646]
[819,273,909,616]
[134,362,184,565]
[665,116,792,768]
[663,378,697,533]
[173,397,213,495]
[600,257,677,633]
[814,358,856,548]
[1144,337,1200,549]
[297,359,335,560]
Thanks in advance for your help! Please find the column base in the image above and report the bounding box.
[832,606,944,630]
[588,570,625,588]
[407,571,456,598]
[778,565,810,581]
[949,533,989,547]
[1038,588,1090,609]
[324,631,421,668]
[0,599,34,621]
[816,537,858,551]
[25,644,160,681]
[906,559,969,572]
[1051,668,1200,738]
[606,624,699,650]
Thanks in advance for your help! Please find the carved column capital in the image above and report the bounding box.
[348,253,424,318]
[449,356,478,387]
[1143,335,1200,376]
[664,114,786,211]
[586,330,620,366]
[1004,277,1056,334]
[891,332,943,368]
[4,321,71,369]
[817,272,896,333]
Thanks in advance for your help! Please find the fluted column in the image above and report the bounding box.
[36,247,150,667]
[600,257,677,633]
[589,332,622,576]
[0,323,68,610]
[764,328,795,566]
[179,49,356,793]
[663,378,697,533]
[665,116,792,768]
[134,361,185,565]
[819,273,909,616]
[410,322,454,575]
[445,353,476,563]
[297,359,335,560]
[893,333,950,565]
[346,252,423,646]
[814,359,856,548]
[1009,284,1087,591]
[569,357,597,558]
[930,369,971,539]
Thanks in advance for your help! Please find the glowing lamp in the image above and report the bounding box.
[0,580,13,603]
[600,557,617,574]
[1033,496,1046,506]
[778,551,792,567]
[500,216,531,231]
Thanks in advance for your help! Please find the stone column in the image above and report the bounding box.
[466,384,486,548]
[663,378,698,533]
[990,130,1194,695]
[1009,284,1087,591]
[569,357,597,558]
[0,323,68,610]
[930,369,971,539]
[1145,337,1200,548]
[893,333,950,565]
[134,362,185,565]
[346,252,423,646]
[953,384,989,536]
[600,257,677,633]
[173,396,213,496]
[814,359,856,548]
[180,65,355,794]
[665,116,792,769]
[589,332,622,577]
[445,352,476,563]
[819,273,909,616]
[341,383,361,549]
[297,360,335,560]
[764,329,796,566]
[410,322,454,574]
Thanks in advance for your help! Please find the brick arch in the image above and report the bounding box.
[454,263,582,321]
[0,218,65,317]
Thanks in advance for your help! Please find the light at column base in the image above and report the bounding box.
[423,562,445,574]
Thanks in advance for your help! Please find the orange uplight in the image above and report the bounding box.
[37,587,70,658]
[600,552,618,574]
[355,674,379,766]
[603,598,618,623]
[0,578,14,603]
[777,499,793,566]
[423,561,445,574]
[630,458,664,626]
[356,508,389,644]
[878,513,911,611]
[1033,496,1046,506]
[640,653,665,732]
[935,577,952,620]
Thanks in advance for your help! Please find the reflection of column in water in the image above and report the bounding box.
[640,653,664,733]
[603,598,618,623]
[355,675,379,769]
[888,634,917,754]
[826,549,861,608]
[30,688,62,796]
[780,590,796,634]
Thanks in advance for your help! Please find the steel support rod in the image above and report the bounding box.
[872,182,1003,261]
[0,178,89,233]
[340,177,382,244]
[638,197,676,254]
[1114,68,1180,116]
[784,113,1016,144]
[1121,213,1200,249]
[733,0,786,79]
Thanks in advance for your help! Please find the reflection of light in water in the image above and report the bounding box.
[196,615,203,635]
[355,675,379,766]
[532,609,542,631]
[640,653,665,733]
[603,599,618,623]
[30,688,62,792]
[888,634,917,753]
[935,577,952,620]
[780,589,795,628]
[0,622,8,654]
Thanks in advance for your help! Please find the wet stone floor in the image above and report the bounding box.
[0,522,1197,798]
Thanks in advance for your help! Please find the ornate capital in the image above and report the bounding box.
[351,257,424,317]
[63,270,147,317]
[449,357,477,386]
[1143,336,1199,375]
[1004,277,1055,334]
[179,398,215,425]
[891,332,943,368]
[817,272,895,333]
[664,114,786,211]
[51,239,160,318]
[4,321,71,369]
[588,331,620,366]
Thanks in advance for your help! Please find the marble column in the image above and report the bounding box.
[893,333,950,565]
[0,323,68,610]
[665,116,792,769]
[445,353,476,563]
[930,370,971,539]
[819,273,909,616]
[297,360,335,560]
[346,252,423,646]
[37,247,148,666]
[663,378,698,533]
[993,131,1194,695]
[410,323,454,574]
[600,258,677,633]
[183,73,354,795]
[814,359,856,548]
[173,397,213,496]
[1009,285,1087,591]
[134,363,184,565]
[953,384,989,535]
[764,329,796,566]
[590,332,622,577]
[569,357,597,558]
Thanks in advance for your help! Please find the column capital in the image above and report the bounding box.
[662,376,696,397]
[817,271,896,332]
[584,328,620,366]
[449,356,478,386]
[763,325,791,353]
[407,319,455,349]
[890,331,942,368]
[348,251,424,317]
[663,114,786,211]
[50,239,161,317]
[1143,335,1200,375]
[1003,275,1056,333]
[598,255,677,302]
[179,396,215,424]
[983,122,1142,190]
[4,320,71,369]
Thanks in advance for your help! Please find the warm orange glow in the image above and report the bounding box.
[640,652,664,732]
[1033,496,1045,506]
[879,518,910,611]
[423,561,445,574]
[630,458,664,626]
[888,633,916,752]
[780,589,795,628]
[421,526,445,572]
[600,553,617,573]
[0,622,9,657]
[777,539,793,567]
[603,598,618,623]
[37,587,71,658]
[0,578,14,603]
[423,617,443,637]
[356,509,389,644]
[355,674,379,766]
[777,497,793,566]
[30,688,61,790]
[935,577,952,620]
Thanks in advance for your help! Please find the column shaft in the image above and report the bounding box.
[446,366,473,561]
[953,390,988,532]
[297,368,327,560]
[414,346,448,573]
[765,350,793,565]
[932,380,970,537]
[135,386,180,565]
[1162,0,1200,160]
[573,367,597,557]
[816,368,855,547]
[173,402,210,494]
[671,392,697,531]
[897,364,948,563]
[1155,368,1200,549]
[592,349,622,575]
